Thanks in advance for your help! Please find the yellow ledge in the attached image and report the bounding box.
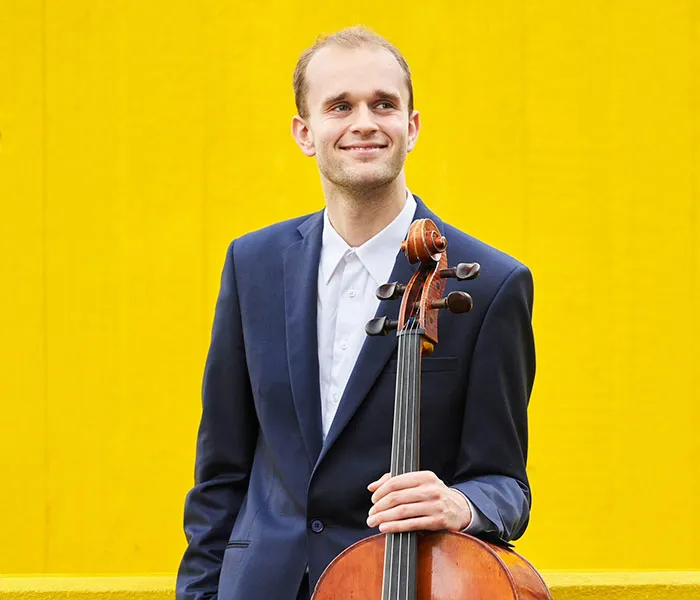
[542,571,700,600]
[0,572,698,599]
[0,577,174,600]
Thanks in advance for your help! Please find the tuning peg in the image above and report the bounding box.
[431,291,473,314]
[365,316,399,336]
[376,282,406,301]
[439,262,480,281]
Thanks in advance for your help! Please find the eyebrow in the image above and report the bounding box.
[321,90,403,108]
[322,92,350,108]
[373,90,402,106]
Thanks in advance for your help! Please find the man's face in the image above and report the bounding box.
[293,45,419,193]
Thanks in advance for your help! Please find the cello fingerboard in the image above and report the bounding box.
[383,531,417,600]
[382,326,422,600]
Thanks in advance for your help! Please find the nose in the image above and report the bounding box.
[350,103,378,134]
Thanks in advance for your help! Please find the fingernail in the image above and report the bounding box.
[367,516,377,527]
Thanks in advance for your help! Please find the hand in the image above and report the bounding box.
[366,471,472,533]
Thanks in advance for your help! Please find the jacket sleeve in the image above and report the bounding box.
[177,241,258,599]
[451,264,535,542]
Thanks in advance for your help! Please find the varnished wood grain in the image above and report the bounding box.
[312,532,552,599]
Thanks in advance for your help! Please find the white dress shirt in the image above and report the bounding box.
[316,191,485,534]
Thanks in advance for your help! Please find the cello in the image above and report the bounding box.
[311,219,551,600]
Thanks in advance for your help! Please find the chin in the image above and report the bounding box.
[320,156,403,192]
[342,172,396,193]
[346,163,399,185]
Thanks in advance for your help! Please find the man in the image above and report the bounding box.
[177,26,535,600]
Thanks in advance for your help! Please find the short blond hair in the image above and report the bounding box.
[293,25,414,119]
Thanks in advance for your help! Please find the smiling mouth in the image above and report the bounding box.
[340,145,388,152]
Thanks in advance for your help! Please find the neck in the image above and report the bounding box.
[323,173,408,247]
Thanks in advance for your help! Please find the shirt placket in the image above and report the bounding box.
[325,251,363,435]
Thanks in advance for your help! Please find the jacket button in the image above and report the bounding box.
[310,519,325,533]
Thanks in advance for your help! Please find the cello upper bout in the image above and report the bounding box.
[415,532,529,600]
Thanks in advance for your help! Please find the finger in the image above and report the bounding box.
[367,500,440,527]
[371,471,439,503]
[377,515,449,533]
[368,485,440,516]
[367,472,390,492]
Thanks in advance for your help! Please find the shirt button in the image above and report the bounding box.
[310,519,325,533]
[348,289,357,298]
[331,392,340,403]
[340,340,348,350]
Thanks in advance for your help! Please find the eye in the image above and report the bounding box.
[376,102,395,110]
[331,103,351,112]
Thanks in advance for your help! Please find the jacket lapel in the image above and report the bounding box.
[315,197,442,468]
[284,211,324,466]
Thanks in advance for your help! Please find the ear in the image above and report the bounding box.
[407,110,420,153]
[291,115,316,157]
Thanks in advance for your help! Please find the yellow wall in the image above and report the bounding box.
[1,0,698,575]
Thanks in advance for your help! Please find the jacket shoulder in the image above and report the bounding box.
[229,211,322,260]
[441,223,530,281]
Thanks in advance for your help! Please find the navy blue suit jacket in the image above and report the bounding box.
[177,197,535,600]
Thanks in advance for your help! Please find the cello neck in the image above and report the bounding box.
[382,326,423,600]
[390,326,422,477]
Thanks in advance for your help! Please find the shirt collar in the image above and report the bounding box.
[320,191,417,286]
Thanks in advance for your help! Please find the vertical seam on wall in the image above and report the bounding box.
[519,0,530,260]
[201,5,209,348]
[40,0,49,573]
[690,0,699,494]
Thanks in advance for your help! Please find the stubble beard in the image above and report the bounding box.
[318,145,407,201]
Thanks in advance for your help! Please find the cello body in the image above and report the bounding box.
[312,531,551,600]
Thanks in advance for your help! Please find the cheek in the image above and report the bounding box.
[314,120,345,145]
[376,123,407,148]
[391,123,410,142]
[316,135,339,158]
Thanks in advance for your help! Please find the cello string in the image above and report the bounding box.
[385,329,403,600]
[396,316,418,600]
[397,321,411,599]
[403,319,420,600]
[399,322,410,600]
[407,316,420,600]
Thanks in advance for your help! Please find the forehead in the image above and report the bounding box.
[304,45,409,108]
